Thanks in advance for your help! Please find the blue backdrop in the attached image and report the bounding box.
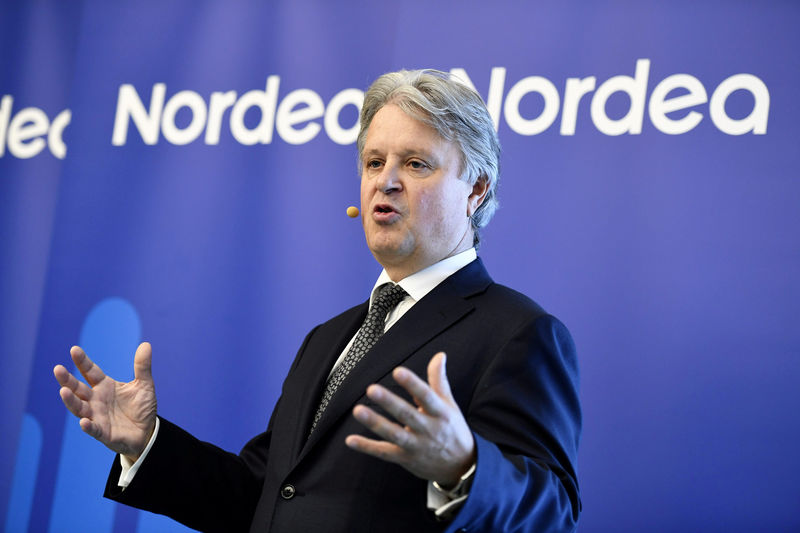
[2,1,798,531]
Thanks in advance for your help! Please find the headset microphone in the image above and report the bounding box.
[346,206,360,218]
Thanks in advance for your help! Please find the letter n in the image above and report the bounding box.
[112,84,166,145]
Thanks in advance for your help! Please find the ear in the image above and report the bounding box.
[467,176,489,218]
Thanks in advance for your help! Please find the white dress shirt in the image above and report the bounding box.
[328,248,477,376]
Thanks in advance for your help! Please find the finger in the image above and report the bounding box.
[59,386,91,420]
[392,365,447,417]
[70,346,107,387]
[79,417,103,440]
[133,342,153,383]
[352,404,417,450]
[344,434,405,465]
[53,365,94,400]
[366,384,427,432]
[427,352,455,404]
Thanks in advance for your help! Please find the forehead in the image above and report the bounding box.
[363,104,450,154]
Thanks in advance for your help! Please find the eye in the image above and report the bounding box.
[408,159,429,170]
[365,159,383,170]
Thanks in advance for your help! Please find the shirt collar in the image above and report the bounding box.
[369,248,477,306]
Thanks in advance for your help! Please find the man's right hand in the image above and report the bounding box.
[53,342,157,462]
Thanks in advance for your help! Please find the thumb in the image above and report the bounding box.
[133,342,153,383]
[428,352,454,402]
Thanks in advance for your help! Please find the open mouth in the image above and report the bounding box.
[373,203,400,222]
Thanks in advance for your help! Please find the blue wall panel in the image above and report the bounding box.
[2,1,798,531]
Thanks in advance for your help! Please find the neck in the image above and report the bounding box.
[382,236,474,283]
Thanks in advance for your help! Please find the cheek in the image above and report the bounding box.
[359,179,371,205]
[409,188,434,217]
[412,190,450,232]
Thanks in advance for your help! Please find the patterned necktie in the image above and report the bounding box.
[309,283,408,434]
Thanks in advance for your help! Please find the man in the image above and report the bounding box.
[54,69,581,532]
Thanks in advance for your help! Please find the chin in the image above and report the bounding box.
[367,237,414,265]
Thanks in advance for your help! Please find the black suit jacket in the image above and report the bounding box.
[105,258,581,532]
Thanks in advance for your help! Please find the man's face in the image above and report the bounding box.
[360,104,477,280]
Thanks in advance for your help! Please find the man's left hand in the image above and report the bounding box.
[345,352,475,487]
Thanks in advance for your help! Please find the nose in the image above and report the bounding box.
[374,162,402,194]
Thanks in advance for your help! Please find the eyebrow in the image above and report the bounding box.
[361,147,438,162]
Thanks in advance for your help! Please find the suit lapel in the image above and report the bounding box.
[272,301,367,465]
[298,258,493,462]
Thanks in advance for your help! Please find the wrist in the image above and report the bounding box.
[126,417,158,463]
[432,461,476,497]
[123,417,158,463]
[438,443,477,489]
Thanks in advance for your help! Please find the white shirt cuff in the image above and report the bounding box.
[118,417,160,488]
[432,493,469,519]
[426,461,476,519]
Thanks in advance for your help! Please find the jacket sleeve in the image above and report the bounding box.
[446,314,582,533]
[103,416,271,533]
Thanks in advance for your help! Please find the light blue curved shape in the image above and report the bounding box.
[48,297,142,533]
[5,414,43,533]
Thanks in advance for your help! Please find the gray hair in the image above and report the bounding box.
[357,69,500,246]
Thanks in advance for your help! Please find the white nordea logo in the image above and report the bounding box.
[452,60,769,136]
[112,78,363,147]
[0,96,71,159]
[0,60,771,159]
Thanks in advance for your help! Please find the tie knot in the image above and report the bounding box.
[372,283,407,313]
